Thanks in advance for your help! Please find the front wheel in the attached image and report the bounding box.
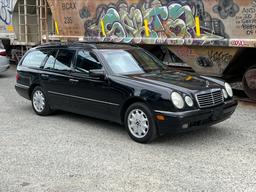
[31,86,52,116]
[124,102,157,143]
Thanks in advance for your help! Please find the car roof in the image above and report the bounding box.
[36,42,137,50]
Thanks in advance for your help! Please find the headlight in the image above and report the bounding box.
[222,89,228,99]
[225,83,233,97]
[171,92,185,109]
[185,96,194,107]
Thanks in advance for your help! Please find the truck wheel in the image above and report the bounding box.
[124,102,158,143]
[242,65,256,100]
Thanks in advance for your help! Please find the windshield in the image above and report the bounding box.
[99,49,165,75]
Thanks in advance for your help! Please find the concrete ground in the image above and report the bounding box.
[0,66,256,192]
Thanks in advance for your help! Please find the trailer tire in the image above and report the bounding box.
[242,65,256,100]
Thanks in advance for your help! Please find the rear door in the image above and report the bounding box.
[41,48,76,111]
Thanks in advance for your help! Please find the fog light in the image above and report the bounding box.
[182,124,189,129]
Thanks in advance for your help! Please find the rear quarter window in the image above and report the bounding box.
[22,50,48,68]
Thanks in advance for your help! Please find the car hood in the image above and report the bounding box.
[126,71,221,92]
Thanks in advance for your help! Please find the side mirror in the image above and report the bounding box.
[89,69,106,80]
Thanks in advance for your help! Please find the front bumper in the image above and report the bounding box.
[155,99,238,135]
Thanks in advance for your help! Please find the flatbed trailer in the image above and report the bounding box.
[1,0,256,99]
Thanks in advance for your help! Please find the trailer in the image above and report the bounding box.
[0,0,55,61]
[1,0,256,99]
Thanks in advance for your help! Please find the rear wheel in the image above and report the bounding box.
[124,102,157,143]
[242,65,256,100]
[31,86,52,115]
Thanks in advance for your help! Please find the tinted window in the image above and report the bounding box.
[22,50,48,68]
[44,50,58,70]
[54,49,76,71]
[75,51,102,73]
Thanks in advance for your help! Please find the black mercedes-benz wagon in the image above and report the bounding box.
[15,42,237,143]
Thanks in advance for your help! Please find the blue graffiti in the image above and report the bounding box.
[0,0,16,25]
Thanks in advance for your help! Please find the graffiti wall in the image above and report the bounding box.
[84,0,230,46]
[47,0,256,48]
[45,0,256,76]
[169,45,238,76]
[0,0,17,36]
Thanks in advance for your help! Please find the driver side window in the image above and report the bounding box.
[75,50,102,74]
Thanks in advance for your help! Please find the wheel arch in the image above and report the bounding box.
[29,83,41,99]
[120,97,148,124]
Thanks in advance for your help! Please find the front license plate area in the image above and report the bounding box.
[211,106,223,121]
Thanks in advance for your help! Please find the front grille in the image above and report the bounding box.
[196,89,224,108]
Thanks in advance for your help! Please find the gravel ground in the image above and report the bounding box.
[0,66,256,192]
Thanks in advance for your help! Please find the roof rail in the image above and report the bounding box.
[39,42,62,46]
[37,40,137,49]
[38,41,97,49]
[81,40,138,47]
[69,41,97,48]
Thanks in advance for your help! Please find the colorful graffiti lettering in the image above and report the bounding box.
[0,0,16,25]
[83,0,228,46]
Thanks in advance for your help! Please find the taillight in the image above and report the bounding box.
[0,51,7,56]
[16,72,20,81]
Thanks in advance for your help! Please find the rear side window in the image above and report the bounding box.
[54,49,76,71]
[22,50,48,68]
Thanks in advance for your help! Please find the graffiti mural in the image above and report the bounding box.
[46,0,256,48]
[213,0,240,19]
[83,0,229,46]
[0,0,17,25]
[80,6,91,19]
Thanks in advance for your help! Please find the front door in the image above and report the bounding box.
[69,50,121,122]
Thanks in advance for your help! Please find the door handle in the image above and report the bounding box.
[69,78,79,83]
[41,74,49,79]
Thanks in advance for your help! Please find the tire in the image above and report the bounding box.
[31,86,52,116]
[242,65,256,100]
[124,102,158,143]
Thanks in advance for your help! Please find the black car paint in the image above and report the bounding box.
[15,44,237,135]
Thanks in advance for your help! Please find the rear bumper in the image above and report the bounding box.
[15,84,30,100]
[155,99,238,135]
